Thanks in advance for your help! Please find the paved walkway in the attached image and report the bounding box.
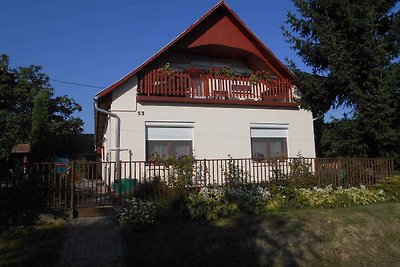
[58,216,127,267]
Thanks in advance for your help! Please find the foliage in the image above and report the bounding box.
[0,54,83,162]
[249,70,276,84]
[211,67,238,80]
[186,188,239,220]
[224,157,250,188]
[320,118,369,157]
[376,175,400,201]
[283,0,400,159]
[135,176,174,202]
[226,186,272,215]
[30,90,51,161]
[0,171,47,226]
[185,184,390,220]
[185,67,207,78]
[117,198,157,230]
[158,63,177,77]
[165,155,196,196]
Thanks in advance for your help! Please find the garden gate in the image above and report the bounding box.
[22,161,120,210]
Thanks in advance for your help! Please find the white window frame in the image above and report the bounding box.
[250,123,289,159]
[145,121,194,161]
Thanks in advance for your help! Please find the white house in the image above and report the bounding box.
[94,2,315,167]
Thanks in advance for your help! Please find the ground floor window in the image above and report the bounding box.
[146,122,194,161]
[147,140,192,161]
[250,124,288,160]
[251,138,287,159]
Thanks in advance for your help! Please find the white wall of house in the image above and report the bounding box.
[102,75,315,162]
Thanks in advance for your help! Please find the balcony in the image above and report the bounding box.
[137,69,298,107]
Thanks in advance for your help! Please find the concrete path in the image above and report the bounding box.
[58,216,126,267]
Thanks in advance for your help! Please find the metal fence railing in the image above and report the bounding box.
[1,157,394,209]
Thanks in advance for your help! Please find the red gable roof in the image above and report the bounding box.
[97,1,294,99]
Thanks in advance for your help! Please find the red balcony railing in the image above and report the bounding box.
[138,69,296,103]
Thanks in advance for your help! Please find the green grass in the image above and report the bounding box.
[0,215,67,267]
[123,202,400,267]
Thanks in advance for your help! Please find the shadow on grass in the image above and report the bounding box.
[123,212,321,267]
[0,216,66,267]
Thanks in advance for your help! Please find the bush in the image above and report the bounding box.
[186,188,239,220]
[376,176,400,201]
[135,176,174,202]
[285,185,386,209]
[226,186,272,214]
[117,198,157,230]
[224,157,250,188]
[185,184,391,220]
[1,173,47,227]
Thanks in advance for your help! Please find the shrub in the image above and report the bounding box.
[1,170,47,227]
[117,198,157,230]
[376,176,400,201]
[135,176,174,202]
[165,155,196,197]
[186,188,239,220]
[224,157,250,188]
[226,187,272,214]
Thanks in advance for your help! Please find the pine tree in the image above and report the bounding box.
[283,0,400,159]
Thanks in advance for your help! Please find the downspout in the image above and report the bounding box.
[94,96,121,195]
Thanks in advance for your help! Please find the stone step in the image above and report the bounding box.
[74,206,115,218]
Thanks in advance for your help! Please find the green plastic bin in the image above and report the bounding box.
[115,178,137,195]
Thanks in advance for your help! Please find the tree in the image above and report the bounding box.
[283,0,400,159]
[0,54,83,162]
[30,90,51,161]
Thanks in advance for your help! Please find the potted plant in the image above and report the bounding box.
[249,70,276,84]
[252,152,265,162]
[185,67,207,78]
[211,67,238,80]
[158,63,177,78]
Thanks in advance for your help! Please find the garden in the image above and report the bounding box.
[118,156,400,266]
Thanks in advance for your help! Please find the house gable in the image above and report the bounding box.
[95,1,298,148]
[97,1,293,99]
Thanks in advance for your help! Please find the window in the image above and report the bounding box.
[146,122,193,161]
[251,138,287,159]
[250,124,288,160]
[147,140,192,161]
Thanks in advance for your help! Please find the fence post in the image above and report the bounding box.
[70,161,75,213]
[203,159,207,187]
[118,160,122,198]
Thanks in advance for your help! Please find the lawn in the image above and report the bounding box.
[123,202,400,267]
[0,214,67,267]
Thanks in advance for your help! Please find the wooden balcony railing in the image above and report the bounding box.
[138,69,297,104]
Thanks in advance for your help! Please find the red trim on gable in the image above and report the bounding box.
[97,1,294,98]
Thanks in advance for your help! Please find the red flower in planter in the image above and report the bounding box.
[211,67,238,80]
[185,67,207,78]
[158,63,177,78]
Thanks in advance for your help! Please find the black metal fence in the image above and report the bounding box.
[1,157,394,209]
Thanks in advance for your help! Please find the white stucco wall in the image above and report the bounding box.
[102,75,315,162]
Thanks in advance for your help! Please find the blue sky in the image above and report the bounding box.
[1,0,341,133]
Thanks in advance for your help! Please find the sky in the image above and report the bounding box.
[0,0,341,133]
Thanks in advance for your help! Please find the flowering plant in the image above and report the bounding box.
[211,67,238,80]
[158,63,177,77]
[185,67,208,78]
[252,152,265,162]
[249,70,276,84]
[117,198,157,230]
